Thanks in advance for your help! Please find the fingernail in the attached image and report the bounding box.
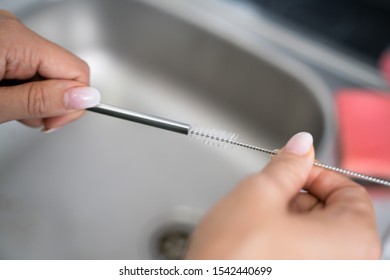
[64,87,100,109]
[284,132,313,156]
[42,127,60,134]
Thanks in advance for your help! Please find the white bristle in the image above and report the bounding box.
[188,124,239,148]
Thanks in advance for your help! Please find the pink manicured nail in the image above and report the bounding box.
[284,132,313,156]
[64,87,101,109]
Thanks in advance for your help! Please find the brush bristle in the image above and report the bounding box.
[188,124,239,148]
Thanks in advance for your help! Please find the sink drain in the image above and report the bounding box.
[149,206,201,260]
[154,224,193,260]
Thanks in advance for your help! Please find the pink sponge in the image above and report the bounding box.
[336,90,390,178]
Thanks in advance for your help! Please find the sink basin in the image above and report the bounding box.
[0,0,336,259]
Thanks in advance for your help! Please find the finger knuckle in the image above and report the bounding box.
[80,59,90,75]
[273,160,307,187]
[73,59,90,82]
[0,15,23,34]
[238,173,284,203]
[337,204,368,222]
[27,84,48,118]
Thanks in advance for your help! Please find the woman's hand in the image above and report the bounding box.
[187,132,381,259]
[0,10,100,131]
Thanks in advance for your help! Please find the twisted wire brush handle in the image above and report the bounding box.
[188,128,390,187]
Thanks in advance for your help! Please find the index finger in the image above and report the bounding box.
[36,39,90,84]
[0,11,89,84]
[306,168,374,214]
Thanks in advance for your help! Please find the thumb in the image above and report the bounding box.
[253,132,315,204]
[0,79,100,123]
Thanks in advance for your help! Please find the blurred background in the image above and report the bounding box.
[245,0,390,65]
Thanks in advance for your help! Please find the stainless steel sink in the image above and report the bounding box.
[0,0,363,259]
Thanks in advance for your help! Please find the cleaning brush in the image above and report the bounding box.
[88,103,390,187]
